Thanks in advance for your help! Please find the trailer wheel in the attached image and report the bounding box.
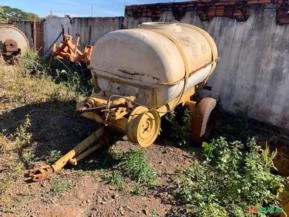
[191,97,217,143]
[128,106,161,148]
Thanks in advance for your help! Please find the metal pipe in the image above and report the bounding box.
[51,128,104,172]
[69,143,102,166]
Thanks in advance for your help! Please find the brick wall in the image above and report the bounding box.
[125,0,289,25]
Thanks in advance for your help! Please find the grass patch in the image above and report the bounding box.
[0,117,33,203]
[119,149,157,185]
[50,180,73,195]
[0,160,24,201]
[51,58,93,97]
[47,149,62,164]
[0,51,76,107]
[105,171,126,192]
[0,116,32,153]
[104,149,157,195]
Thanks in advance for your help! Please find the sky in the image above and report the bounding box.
[0,0,186,17]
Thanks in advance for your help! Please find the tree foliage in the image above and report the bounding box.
[0,6,4,22]
[0,5,39,22]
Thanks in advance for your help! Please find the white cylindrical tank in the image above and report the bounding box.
[91,22,218,108]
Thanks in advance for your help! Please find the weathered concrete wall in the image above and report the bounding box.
[43,16,124,55]
[125,8,289,130]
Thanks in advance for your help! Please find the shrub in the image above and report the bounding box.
[18,50,49,76]
[176,137,284,217]
[52,59,93,97]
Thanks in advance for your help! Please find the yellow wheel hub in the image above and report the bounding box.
[127,106,161,147]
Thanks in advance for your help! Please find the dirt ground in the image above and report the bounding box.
[0,96,199,217]
[1,63,289,217]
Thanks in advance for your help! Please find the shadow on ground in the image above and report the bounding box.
[0,100,100,164]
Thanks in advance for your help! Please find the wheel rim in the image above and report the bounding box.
[128,106,160,147]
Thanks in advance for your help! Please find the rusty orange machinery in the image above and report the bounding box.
[51,34,93,65]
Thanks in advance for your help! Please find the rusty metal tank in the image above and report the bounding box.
[0,25,30,63]
[90,22,218,108]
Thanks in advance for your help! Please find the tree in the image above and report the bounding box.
[0,5,39,22]
[0,6,4,22]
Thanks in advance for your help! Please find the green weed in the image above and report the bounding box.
[1,116,33,153]
[19,50,49,76]
[175,137,284,217]
[163,106,192,146]
[132,182,145,195]
[105,171,126,191]
[53,60,93,97]
[50,180,73,195]
[119,149,157,186]
[105,149,157,195]
[47,149,62,163]
[13,115,32,150]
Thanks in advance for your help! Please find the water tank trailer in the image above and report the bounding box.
[77,22,218,147]
[29,22,218,181]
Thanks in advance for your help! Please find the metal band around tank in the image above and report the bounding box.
[180,23,218,82]
[142,28,191,109]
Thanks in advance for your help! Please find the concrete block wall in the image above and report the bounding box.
[13,20,44,54]
[13,21,34,48]
[14,16,124,56]
[42,16,124,55]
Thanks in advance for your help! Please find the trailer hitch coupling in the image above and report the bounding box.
[28,128,104,182]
